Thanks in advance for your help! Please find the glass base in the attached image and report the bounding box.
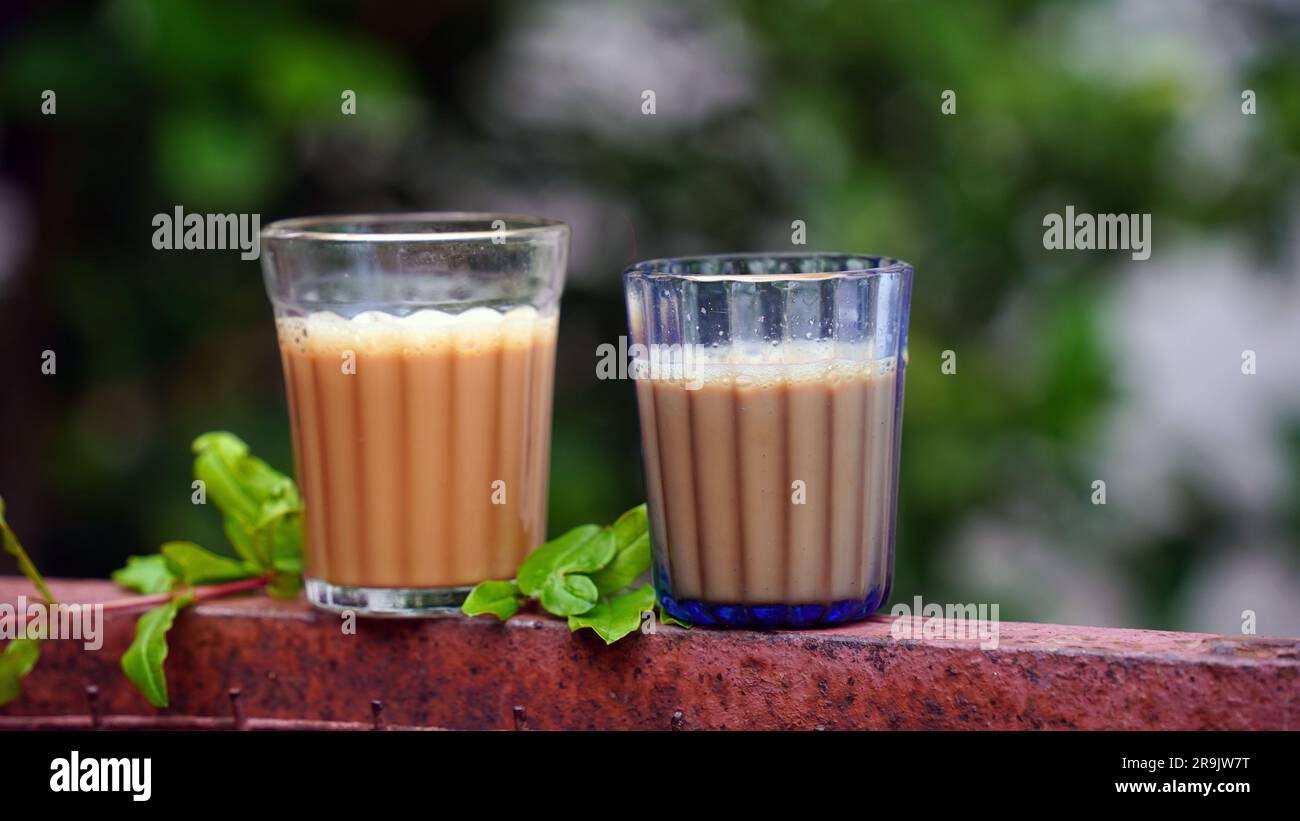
[657,586,885,629]
[305,578,472,617]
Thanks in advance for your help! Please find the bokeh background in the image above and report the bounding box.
[1,0,1298,634]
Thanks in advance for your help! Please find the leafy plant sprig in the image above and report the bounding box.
[0,432,303,708]
[0,495,51,704]
[110,432,304,706]
[1,432,680,710]
[462,503,690,642]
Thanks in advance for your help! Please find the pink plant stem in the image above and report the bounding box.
[94,575,271,615]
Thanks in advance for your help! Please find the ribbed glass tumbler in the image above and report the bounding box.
[261,213,568,615]
[623,253,912,628]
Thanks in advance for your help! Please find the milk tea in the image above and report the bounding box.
[636,354,899,605]
[276,307,557,590]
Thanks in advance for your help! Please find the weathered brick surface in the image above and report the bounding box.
[2,578,1296,729]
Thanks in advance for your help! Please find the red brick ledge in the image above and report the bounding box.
[1,578,1296,730]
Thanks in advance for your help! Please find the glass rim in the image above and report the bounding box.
[622,252,912,282]
[260,212,570,243]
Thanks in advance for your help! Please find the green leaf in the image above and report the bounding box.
[253,504,302,599]
[516,525,616,619]
[256,505,303,578]
[111,555,178,594]
[517,525,607,595]
[0,638,41,706]
[112,432,305,606]
[462,580,521,620]
[568,584,656,644]
[121,595,191,708]
[273,553,304,575]
[223,522,258,568]
[161,541,256,585]
[265,571,302,599]
[590,504,651,595]
[193,432,271,522]
[0,496,56,603]
[540,572,600,616]
[192,432,300,570]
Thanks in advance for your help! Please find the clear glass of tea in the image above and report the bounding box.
[261,213,568,615]
[623,253,912,628]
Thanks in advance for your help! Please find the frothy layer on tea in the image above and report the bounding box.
[631,342,898,387]
[277,306,556,356]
